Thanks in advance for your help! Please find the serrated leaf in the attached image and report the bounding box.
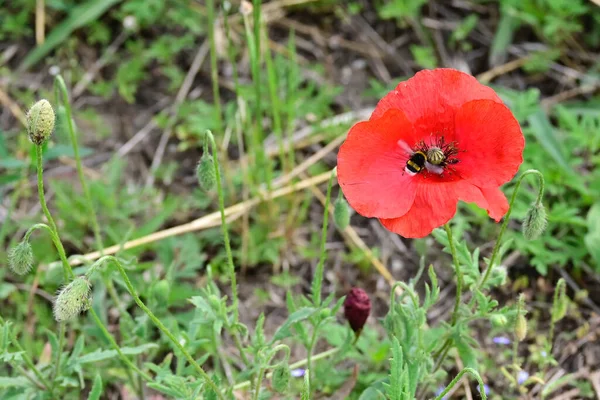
[455,335,478,370]
[87,374,102,400]
[271,308,317,342]
[78,343,158,364]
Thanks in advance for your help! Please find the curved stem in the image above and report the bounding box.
[88,307,151,384]
[91,256,225,400]
[444,224,463,326]
[35,145,74,280]
[477,169,545,291]
[434,367,487,400]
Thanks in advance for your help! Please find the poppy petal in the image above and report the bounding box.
[453,100,524,187]
[457,183,509,221]
[337,109,419,218]
[372,69,502,122]
[379,182,459,238]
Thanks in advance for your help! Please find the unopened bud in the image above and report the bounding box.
[522,202,547,240]
[27,99,55,145]
[272,363,291,393]
[196,154,216,191]
[333,195,351,230]
[490,314,508,328]
[53,277,92,322]
[343,287,371,338]
[514,313,527,341]
[552,279,568,323]
[8,241,34,275]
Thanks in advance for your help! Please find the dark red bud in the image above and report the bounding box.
[344,287,371,334]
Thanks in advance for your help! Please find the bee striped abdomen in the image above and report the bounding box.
[406,151,426,174]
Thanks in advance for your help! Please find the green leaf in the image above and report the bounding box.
[78,343,158,364]
[0,376,30,388]
[526,109,572,174]
[455,335,478,370]
[87,374,103,400]
[20,0,123,70]
[584,202,600,269]
[489,12,518,66]
[271,307,317,342]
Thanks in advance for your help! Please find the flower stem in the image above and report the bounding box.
[444,224,463,326]
[311,170,336,307]
[35,145,74,281]
[476,169,545,291]
[434,368,487,400]
[305,321,321,394]
[87,307,151,385]
[91,256,225,400]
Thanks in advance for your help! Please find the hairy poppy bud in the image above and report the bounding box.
[27,99,55,145]
[344,287,371,337]
[272,362,291,393]
[333,194,351,230]
[53,277,92,322]
[152,279,170,304]
[522,202,547,240]
[514,313,527,342]
[196,154,216,191]
[8,241,34,275]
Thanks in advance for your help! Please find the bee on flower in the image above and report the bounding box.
[337,68,525,238]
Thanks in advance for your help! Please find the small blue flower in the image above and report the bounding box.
[476,384,490,396]
[291,368,305,378]
[541,351,547,357]
[517,371,529,385]
[492,336,511,345]
[435,386,449,400]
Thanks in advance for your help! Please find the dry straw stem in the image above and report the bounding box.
[69,170,334,266]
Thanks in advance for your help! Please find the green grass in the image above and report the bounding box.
[1,0,600,399]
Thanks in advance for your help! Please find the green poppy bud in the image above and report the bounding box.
[272,362,291,393]
[196,154,216,191]
[53,277,92,322]
[8,241,34,275]
[333,194,351,230]
[27,99,55,145]
[522,202,547,240]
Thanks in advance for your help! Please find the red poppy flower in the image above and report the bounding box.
[337,68,524,238]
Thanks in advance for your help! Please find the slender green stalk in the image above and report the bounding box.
[88,307,151,384]
[476,169,545,291]
[53,76,104,252]
[434,368,487,400]
[205,131,240,324]
[206,0,223,134]
[311,171,335,306]
[0,315,55,396]
[253,367,266,400]
[90,256,225,400]
[444,224,463,326]
[35,145,74,280]
[50,323,66,390]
